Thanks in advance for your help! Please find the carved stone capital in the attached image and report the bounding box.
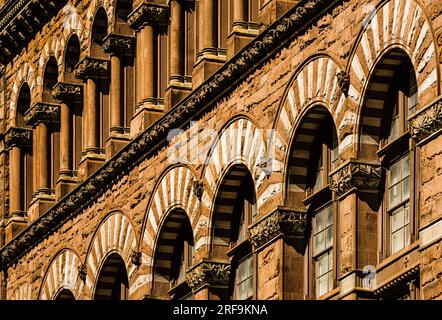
[409,97,442,142]
[78,264,87,283]
[185,261,231,291]
[102,34,135,56]
[248,207,307,248]
[24,102,60,126]
[192,180,204,200]
[131,251,142,266]
[329,160,382,197]
[52,82,82,102]
[4,127,32,148]
[128,2,169,30]
[337,71,350,96]
[74,57,109,80]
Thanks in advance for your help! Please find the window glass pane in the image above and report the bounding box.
[317,275,327,297]
[391,208,404,233]
[388,103,399,142]
[236,256,253,300]
[316,254,328,277]
[402,176,410,201]
[390,160,401,185]
[314,232,325,255]
[391,229,404,254]
[326,206,333,228]
[405,204,410,224]
[325,227,333,250]
[403,154,410,177]
[316,210,324,232]
[389,183,402,209]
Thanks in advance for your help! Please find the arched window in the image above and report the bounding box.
[94,253,128,300]
[287,107,338,299]
[43,57,60,195]
[64,34,83,173]
[91,7,110,149]
[212,164,257,300]
[16,83,31,128]
[153,209,194,300]
[375,54,417,258]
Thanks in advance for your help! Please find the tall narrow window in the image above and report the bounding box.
[378,57,417,258]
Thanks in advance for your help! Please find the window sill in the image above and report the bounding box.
[303,185,332,211]
[377,240,420,273]
[316,286,340,300]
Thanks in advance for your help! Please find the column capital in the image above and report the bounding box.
[329,160,382,197]
[128,2,169,30]
[52,81,83,102]
[24,102,60,126]
[74,57,110,80]
[102,34,136,56]
[185,260,231,291]
[4,127,32,148]
[248,207,307,249]
[409,96,442,143]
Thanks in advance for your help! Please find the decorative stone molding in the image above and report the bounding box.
[0,0,341,267]
[374,265,420,296]
[24,102,60,126]
[192,180,204,200]
[102,34,135,56]
[0,0,61,64]
[74,57,109,80]
[329,160,382,197]
[248,207,307,248]
[52,82,82,102]
[78,264,87,283]
[4,127,32,148]
[409,97,442,142]
[131,251,142,266]
[185,261,231,291]
[127,2,169,30]
[336,71,350,96]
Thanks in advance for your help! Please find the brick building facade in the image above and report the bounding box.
[0,0,441,300]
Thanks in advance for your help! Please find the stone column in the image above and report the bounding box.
[227,0,258,60]
[3,128,32,242]
[165,0,192,110]
[249,207,307,299]
[329,160,382,299]
[52,81,83,198]
[102,34,135,158]
[128,3,169,137]
[74,57,109,181]
[193,0,225,87]
[23,102,60,222]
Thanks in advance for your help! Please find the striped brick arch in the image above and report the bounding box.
[202,117,268,211]
[84,211,137,299]
[136,165,201,294]
[349,0,440,143]
[211,164,254,250]
[287,106,335,194]
[39,249,82,300]
[11,284,32,300]
[9,63,36,125]
[273,55,353,181]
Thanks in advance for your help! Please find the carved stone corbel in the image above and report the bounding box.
[78,264,87,283]
[409,97,442,142]
[4,127,32,148]
[337,71,350,96]
[127,2,169,30]
[51,82,82,102]
[248,207,307,248]
[185,260,231,291]
[131,251,142,266]
[329,160,382,197]
[192,180,204,200]
[102,34,135,56]
[24,102,60,126]
[74,57,110,80]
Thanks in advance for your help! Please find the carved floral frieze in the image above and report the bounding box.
[24,102,60,126]
[128,2,169,30]
[186,261,231,291]
[409,97,442,142]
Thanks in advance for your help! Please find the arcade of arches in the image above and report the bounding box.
[0,0,442,300]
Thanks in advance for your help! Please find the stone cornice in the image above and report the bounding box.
[374,265,420,296]
[248,207,307,248]
[24,102,60,126]
[185,260,231,291]
[329,160,382,197]
[127,2,169,30]
[3,127,32,148]
[0,0,342,267]
[51,82,82,102]
[102,34,136,56]
[409,96,442,143]
[74,57,110,80]
[0,0,65,64]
